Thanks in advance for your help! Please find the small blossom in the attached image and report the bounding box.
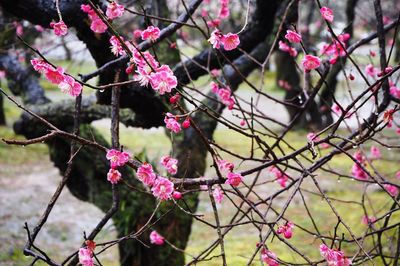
[85,240,96,253]
[217,159,234,173]
[172,191,182,200]
[133,29,142,39]
[107,168,122,184]
[136,163,156,186]
[278,41,297,57]
[45,66,65,84]
[225,172,243,187]
[150,230,165,245]
[106,1,125,20]
[141,26,160,42]
[218,0,230,19]
[351,151,368,180]
[208,30,223,49]
[50,20,68,36]
[320,6,334,23]
[320,244,351,266]
[269,166,289,188]
[365,64,378,77]
[217,86,235,109]
[261,248,279,266]
[277,221,294,239]
[302,55,321,72]
[110,36,126,56]
[213,187,224,204]
[221,33,240,51]
[160,155,178,175]
[58,76,82,97]
[285,30,302,43]
[106,149,130,169]
[390,85,400,98]
[384,184,399,197]
[164,113,182,133]
[78,248,94,266]
[90,19,107,33]
[182,119,191,129]
[152,177,174,200]
[370,146,381,160]
[149,66,178,95]
[31,58,51,73]
[362,215,377,225]
[207,19,221,28]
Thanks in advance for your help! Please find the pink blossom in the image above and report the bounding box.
[370,146,381,160]
[149,65,178,94]
[136,163,156,186]
[221,33,240,51]
[218,0,230,19]
[106,1,125,20]
[141,26,160,42]
[285,30,302,43]
[182,119,191,129]
[15,23,23,36]
[217,159,234,173]
[210,69,221,77]
[106,149,130,169]
[50,20,68,36]
[269,166,289,188]
[35,25,44,32]
[278,80,291,90]
[164,113,182,133]
[213,187,224,204]
[107,168,122,184]
[302,55,321,72]
[90,19,107,33]
[361,215,376,225]
[320,244,351,266]
[320,6,334,23]
[31,58,51,73]
[396,171,400,179]
[160,155,178,175]
[58,75,82,97]
[365,64,378,77]
[133,29,142,39]
[384,184,399,197]
[277,221,294,239]
[225,172,243,187]
[390,85,400,98]
[307,132,317,142]
[150,230,165,245]
[45,66,65,84]
[217,86,235,109]
[172,191,182,200]
[261,248,279,266]
[240,119,246,126]
[152,177,174,200]
[278,41,297,57]
[208,30,223,49]
[78,248,94,266]
[207,19,221,28]
[110,36,126,56]
[351,151,368,180]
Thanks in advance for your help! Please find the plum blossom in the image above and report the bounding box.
[160,155,178,175]
[390,85,400,98]
[351,151,368,180]
[58,75,82,97]
[362,216,377,225]
[207,19,221,28]
[31,58,51,73]
[320,6,334,23]
[50,20,68,36]
[221,33,240,51]
[172,191,182,200]
[383,109,395,127]
[208,30,223,49]
[269,166,289,188]
[321,33,349,64]
[320,244,351,266]
[225,172,243,187]
[106,149,130,169]
[81,4,107,33]
[182,119,191,129]
[45,66,65,84]
[110,36,126,56]
[384,184,399,197]
[365,64,378,77]
[136,163,156,186]
[213,187,224,204]
[217,159,234,174]
[149,65,178,95]
[218,0,230,19]
[261,248,279,266]
[277,221,294,239]
[106,1,125,20]
[78,248,94,266]
[370,146,381,160]
[151,177,174,200]
[213,85,235,110]
[141,26,160,42]
[150,230,165,245]
[285,30,302,43]
[164,113,182,133]
[278,41,297,57]
[107,168,122,184]
[302,55,321,72]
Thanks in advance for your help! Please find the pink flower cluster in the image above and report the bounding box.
[164,113,182,133]
[302,54,321,72]
[78,248,94,266]
[218,0,230,19]
[105,149,130,184]
[81,4,108,33]
[136,162,175,201]
[278,41,297,57]
[269,166,289,188]
[320,6,334,23]
[150,230,165,245]
[261,248,279,266]
[160,155,178,175]
[211,82,235,110]
[216,159,243,187]
[321,33,350,64]
[277,221,294,239]
[106,1,125,20]
[351,151,368,180]
[319,244,351,266]
[213,187,224,204]
[141,26,160,42]
[50,20,68,36]
[31,58,82,97]
[208,30,240,51]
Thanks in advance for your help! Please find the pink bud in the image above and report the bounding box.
[182,119,191,129]
[172,191,182,200]
[348,73,355,80]
[169,94,180,104]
